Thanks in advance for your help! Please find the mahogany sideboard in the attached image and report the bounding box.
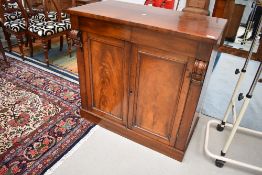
[67,1,227,161]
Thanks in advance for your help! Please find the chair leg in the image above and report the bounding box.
[4,31,12,52]
[0,40,7,63]
[60,35,63,51]
[28,36,33,57]
[42,41,49,66]
[66,33,71,57]
[48,40,51,50]
[16,35,25,60]
[25,35,29,47]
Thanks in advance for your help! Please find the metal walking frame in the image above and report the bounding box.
[204,16,262,172]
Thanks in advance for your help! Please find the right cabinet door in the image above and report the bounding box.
[128,45,194,146]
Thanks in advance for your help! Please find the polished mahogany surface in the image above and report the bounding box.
[87,34,129,125]
[67,0,227,161]
[67,0,227,43]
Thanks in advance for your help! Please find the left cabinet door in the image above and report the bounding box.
[84,33,130,126]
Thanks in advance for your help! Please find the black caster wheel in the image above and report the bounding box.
[216,124,224,132]
[215,159,225,168]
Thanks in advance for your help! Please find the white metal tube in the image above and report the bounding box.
[232,103,237,123]
[222,71,245,123]
[204,120,262,172]
[222,98,251,153]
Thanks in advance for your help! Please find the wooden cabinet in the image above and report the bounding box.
[67,1,227,161]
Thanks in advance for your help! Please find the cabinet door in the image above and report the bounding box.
[128,46,194,145]
[85,34,130,125]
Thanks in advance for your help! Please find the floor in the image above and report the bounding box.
[202,53,262,131]
[45,115,261,175]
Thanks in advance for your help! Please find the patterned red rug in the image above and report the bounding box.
[0,57,94,175]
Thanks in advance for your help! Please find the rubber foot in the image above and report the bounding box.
[238,93,244,101]
[221,151,226,156]
[235,69,240,75]
[216,124,225,132]
[215,159,225,168]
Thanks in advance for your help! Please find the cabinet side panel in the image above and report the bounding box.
[133,52,186,141]
[175,82,202,151]
[90,39,124,121]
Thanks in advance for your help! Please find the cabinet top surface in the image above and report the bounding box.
[67,0,227,43]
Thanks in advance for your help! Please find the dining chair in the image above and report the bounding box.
[26,0,71,66]
[0,0,36,60]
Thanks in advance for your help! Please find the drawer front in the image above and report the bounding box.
[131,27,198,58]
[85,34,130,125]
[128,45,194,145]
[79,17,131,41]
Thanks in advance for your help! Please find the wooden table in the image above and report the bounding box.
[67,0,227,161]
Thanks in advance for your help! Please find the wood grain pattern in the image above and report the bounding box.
[67,0,226,161]
[86,34,130,125]
[91,40,123,118]
[129,47,188,144]
[131,28,198,58]
[66,0,227,43]
[175,60,207,151]
[79,17,131,41]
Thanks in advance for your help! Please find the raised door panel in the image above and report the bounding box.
[86,34,129,125]
[128,46,193,145]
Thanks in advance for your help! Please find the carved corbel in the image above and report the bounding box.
[69,30,83,49]
[191,60,208,84]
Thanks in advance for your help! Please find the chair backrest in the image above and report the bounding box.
[3,0,19,10]
[44,0,62,22]
[0,0,28,23]
[144,0,175,10]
